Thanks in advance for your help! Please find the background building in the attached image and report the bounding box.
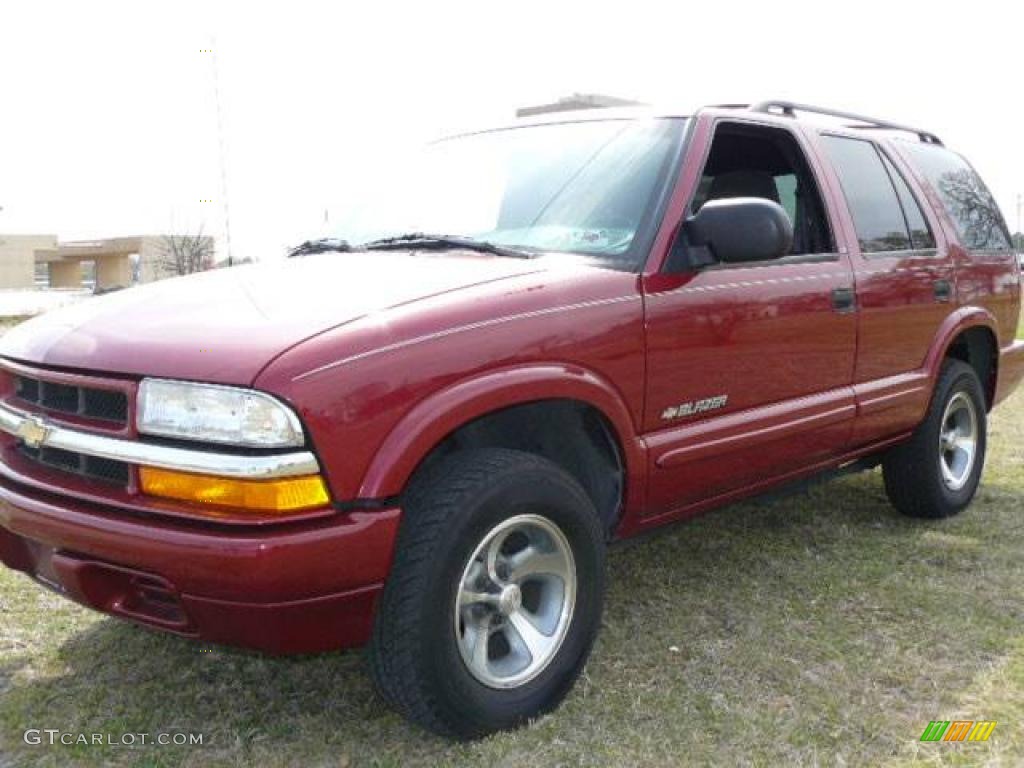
[0,234,215,292]
[0,235,58,289]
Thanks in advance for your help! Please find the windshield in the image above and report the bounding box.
[336,118,686,266]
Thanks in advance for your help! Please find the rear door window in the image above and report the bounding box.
[901,143,1011,251]
[821,136,911,253]
[880,152,936,250]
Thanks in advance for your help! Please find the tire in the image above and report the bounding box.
[368,448,606,739]
[883,359,987,518]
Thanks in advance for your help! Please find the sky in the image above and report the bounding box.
[1,0,1021,262]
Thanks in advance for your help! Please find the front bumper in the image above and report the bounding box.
[0,476,400,654]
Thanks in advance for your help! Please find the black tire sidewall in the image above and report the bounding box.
[414,461,605,735]
[924,363,988,511]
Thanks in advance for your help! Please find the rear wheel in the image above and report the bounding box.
[369,448,606,739]
[883,359,987,518]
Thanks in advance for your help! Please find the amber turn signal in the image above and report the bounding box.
[139,467,330,513]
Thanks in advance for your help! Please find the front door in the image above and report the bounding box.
[641,118,858,521]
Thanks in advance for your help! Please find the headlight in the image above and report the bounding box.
[137,379,305,448]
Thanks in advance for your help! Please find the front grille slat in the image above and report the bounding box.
[82,388,128,423]
[17,442,131,486]
[15,377,40,403]
[13,375,128,425]
[40,445,81,471]
[83,455,131,485]
[41,381,80,414]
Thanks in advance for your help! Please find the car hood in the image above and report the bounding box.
[0,251,544,385]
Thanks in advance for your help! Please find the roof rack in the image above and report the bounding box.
[747,100,943,146]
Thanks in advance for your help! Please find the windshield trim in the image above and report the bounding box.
[435,110,693,144]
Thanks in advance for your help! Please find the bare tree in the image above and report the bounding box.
[157,228,215,277]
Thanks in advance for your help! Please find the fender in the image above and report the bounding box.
[923,305,999,391]
[356,363,645,503]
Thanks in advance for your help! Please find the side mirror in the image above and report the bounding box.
[684,197,794,264]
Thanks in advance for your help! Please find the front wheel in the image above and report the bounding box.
[369,449,606,739]
[883,359,987,518]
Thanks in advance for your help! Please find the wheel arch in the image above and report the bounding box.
[356,364,643,530]
[925,307,999,410]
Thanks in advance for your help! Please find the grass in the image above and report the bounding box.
[0,332,1022,766]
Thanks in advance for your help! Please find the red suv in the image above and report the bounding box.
[1,101,1022,738]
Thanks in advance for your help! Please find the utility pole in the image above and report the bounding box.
[209,38,233,266]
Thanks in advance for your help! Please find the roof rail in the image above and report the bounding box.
[748,100,943,146]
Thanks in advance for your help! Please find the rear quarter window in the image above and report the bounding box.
[901,143,1011,251]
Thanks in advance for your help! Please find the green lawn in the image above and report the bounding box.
[1,332,1023,766]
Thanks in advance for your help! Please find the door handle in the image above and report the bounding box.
[831,286,856,314]
[934,279,952,302]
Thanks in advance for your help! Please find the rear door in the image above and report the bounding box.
[814,134,953,445]
[641,117,858,521]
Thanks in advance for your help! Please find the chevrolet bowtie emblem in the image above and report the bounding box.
[17,416,51,449]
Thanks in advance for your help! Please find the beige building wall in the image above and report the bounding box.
[94,255,133,289]
[0,234,57,288]
[48,260,82,288]
[0,234,218,290]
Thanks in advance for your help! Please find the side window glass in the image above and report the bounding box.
[774,174,798,223]
[691,176,713,213]
[880,153,936,250]
[902,143,1011,251]
[821,136,910,253]
[689,124,833,257]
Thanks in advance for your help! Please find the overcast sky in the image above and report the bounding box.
[1,0,1020,261]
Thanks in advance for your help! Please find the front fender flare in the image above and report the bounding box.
[356,363,643,501]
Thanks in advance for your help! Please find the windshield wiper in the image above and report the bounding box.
[287,238,361,258]
[361,233,536,260]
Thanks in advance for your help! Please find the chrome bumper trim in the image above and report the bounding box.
[0,404,319,479]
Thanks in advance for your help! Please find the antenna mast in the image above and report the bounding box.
[210,38,233,266]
